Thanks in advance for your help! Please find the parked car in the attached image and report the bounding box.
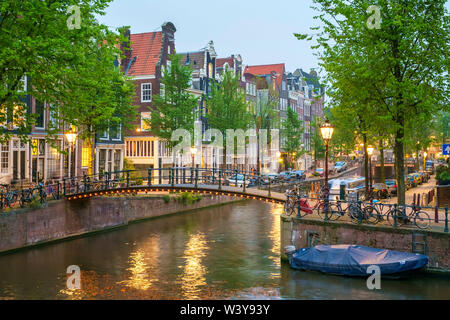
[292,170,306,180]
[334,161,348,173]
[411,172,422,185]
[406,174,417,187]
[385,179,397,195]
[313,168,325,177]
[227,174,251,187]
[372,183,389,199]
[279,171,296,181]
[425,160,434,172]
[262,173,280,184]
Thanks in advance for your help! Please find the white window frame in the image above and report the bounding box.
[111,123,122,141]
[141,83,152,102]
[99,128,109,140]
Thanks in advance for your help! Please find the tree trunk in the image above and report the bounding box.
[363,134,369,193]
[394,114,406,206]
[379,139,385,184]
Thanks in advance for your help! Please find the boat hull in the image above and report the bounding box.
[289,244,428,277]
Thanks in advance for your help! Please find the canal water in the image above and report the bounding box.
[0,200,449,300]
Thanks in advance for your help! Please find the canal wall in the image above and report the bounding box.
[0,194,240,254]
[281,215,450,273]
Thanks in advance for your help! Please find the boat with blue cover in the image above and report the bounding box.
[285,244,428,277]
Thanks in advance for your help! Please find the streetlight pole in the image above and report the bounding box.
[367,147,374,191]
[320,120,334,200]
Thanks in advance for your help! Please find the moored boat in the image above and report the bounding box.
[285,244,428,277]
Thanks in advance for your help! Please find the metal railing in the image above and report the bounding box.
[283,192,449,233]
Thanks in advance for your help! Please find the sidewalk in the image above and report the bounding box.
[385,175,437,206]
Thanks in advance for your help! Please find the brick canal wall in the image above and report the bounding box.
[436,185,450,208]
[281,215,450,273]
[0,195,239,254]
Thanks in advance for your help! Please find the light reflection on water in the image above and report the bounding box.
[0,200,449,300]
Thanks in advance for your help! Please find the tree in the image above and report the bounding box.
[0,0,134,147]
[297,0,449,205]
[254,82,279,174]
[283,106,305,169]
[149,53,199,151]
[206,68,253,169]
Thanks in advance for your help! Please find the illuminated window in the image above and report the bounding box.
[82,147,90,168]
[208,62,213,78]
[141,112,151,131]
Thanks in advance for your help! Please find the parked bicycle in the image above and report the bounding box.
[386,204,430,229]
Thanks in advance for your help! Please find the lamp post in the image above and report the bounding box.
[65,128,77,178]
[423,151,427,170]
[190,146,197,168]
[320,120,334,199]
[367,146,374,191]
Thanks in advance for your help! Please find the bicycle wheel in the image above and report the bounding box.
[327,203,343,221]
[283,198,295,216]
[363,205,380,224]
[414,211,430,229]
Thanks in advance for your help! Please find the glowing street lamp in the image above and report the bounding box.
[65,127,77,178]
[320,120,334,201]
[190,146,197,168]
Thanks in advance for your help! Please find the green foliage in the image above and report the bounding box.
[29,197,42,210]
[150,53,199,148]
[436,165,450,183]
[299,0,449,205]
[283,106,305,168]
[123,158,143,185]
[206,68,253,165]
[0,0,137,148]
[175,192,202,205]
[163,194,170,203]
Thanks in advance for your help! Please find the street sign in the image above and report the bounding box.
[443,144,450,155]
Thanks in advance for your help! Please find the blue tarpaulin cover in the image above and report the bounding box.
[290,244,428,276]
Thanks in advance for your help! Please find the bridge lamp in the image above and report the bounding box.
[320,120,334,199]
[65,128,77,178]
[367,147,374,190]
[190,146,197,168]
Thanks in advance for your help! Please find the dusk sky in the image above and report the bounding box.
[98,0,450,76]
[98,0,320,74]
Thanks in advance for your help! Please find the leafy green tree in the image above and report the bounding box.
[283,106,305,169]
[254,83,279,174]
[149,53,199,150]
[206,69,253,169]
[0,0,134,147]
[297,0,449,205]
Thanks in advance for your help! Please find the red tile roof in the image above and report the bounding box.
[127,32,163,76]
[244,63,285,87]
[216,57,234,68]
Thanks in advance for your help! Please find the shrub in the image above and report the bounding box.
[123,158,144,186]
[175,192,202,205]
[163,194,170,203]
[30,197,43,209]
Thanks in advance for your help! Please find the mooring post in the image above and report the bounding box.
[445,205,448,233]
[148,168,152,187]
[297,194,302,218]
[195,165,199,189]
[268,178,271,197]
[63,179,66,196]
[435,206,439,223]
[243,174,246,193]
[393,204,398,228]
[218,169,222,190]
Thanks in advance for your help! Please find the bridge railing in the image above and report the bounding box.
[284,193,449,233]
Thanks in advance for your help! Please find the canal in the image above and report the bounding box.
[0,200,449,300]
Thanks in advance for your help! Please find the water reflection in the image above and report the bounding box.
[0,200,449,300]
[178,233,208,299]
